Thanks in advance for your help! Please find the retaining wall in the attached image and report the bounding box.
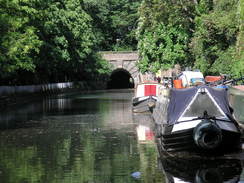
[0,81,107,109]
[0,82,75,96]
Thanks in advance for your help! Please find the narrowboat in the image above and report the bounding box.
[132,82,163,113]
[153,85,242,154]
[205,75,244,89]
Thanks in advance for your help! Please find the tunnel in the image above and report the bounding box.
[107,68,134,89]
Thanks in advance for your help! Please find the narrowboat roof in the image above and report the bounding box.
[136,81,162,85]
[167,86,232,124]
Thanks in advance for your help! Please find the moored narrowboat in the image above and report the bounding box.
[132,82,163,113]
[153,85,242,154]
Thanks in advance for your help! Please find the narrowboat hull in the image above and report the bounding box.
[132,96,157,113]
[156,124,241,155]
[160,154,242,183]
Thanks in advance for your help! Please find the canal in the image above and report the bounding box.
[0,89,243,183]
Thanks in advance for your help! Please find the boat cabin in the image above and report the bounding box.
[177,71,205,88]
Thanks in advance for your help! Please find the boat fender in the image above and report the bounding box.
[193,120,222,149]
[195,169,222,183]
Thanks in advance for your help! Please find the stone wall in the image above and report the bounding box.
[100,51,139,61]
[100,51,140,85]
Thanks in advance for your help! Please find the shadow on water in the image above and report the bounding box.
[0,89,134,129]
[159,156,242,183]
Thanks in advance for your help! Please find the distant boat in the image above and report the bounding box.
[176,70,205,88]
[132,82,163,113]
[205,75,224,83]
[205,75,244,89]
[153,85,242,154]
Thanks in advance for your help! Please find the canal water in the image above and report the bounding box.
[0,89,243,183]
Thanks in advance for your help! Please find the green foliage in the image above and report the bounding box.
[83,0,141,51]
[138,24,189,73]
[0,0,111,85]
[82,0,110,50]
[2,0,244,84]
[232,0,244,77]
[137,0,193,73]
[137,0,244,77]
[0,0,42,75]
[37,0,96,82]
[191,0,239,75]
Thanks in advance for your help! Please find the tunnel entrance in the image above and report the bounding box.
[107,69,134,89]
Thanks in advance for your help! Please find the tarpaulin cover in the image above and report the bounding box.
[205,76,223,83]
[167,86,232,124]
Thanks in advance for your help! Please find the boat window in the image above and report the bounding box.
[181,93,224,118]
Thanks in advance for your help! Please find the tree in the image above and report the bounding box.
[191,0,239,75]
[0,0,42,84]
[137,0,194,73]
[0,0,111,85]
[35,0,96,82]
[232,0,244,77]
[83,0,141,51]
[137,0,244,77]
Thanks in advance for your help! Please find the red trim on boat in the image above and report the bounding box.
[144,85,156,96]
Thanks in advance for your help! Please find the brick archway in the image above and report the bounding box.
[101,51,140,86]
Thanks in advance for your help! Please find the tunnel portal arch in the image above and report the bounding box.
[101,51,140,88]
[107,68,135,89]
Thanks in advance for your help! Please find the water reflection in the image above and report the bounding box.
[0,90,133,129]
[160,157,242,183]
[134,113,155,143]
[134,113,165,182]
[0,90,145,183]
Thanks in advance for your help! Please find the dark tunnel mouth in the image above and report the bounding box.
[107,69,134,89]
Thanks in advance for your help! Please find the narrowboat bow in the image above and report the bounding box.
[153,86,242,154]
